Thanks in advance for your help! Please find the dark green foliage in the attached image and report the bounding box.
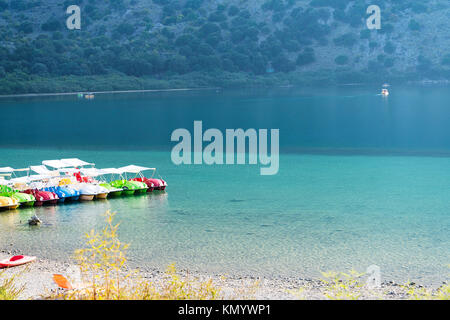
[410,3,427,14]
[417,55,432,72]
[0,0,8,10]
[332,2,366,27]
[228,5,239,16]
[31,63,48,75]
[16,22,33,34]
[184,0,204,10]
[384,58,394,68]
[442,54,450,66]
[335,55,349,65]
[360,29,371,40]
[378,24,394,34]
[272,54,295,72]
[10,0,28,11]
[41,18,62,32]
[368,60,382,73]
[262,0,290,12]
[310,0,347,10]
[369,41,378,50]
[0,0,448,94]
[209,11,227,22]
[408,19,421,31]
[114,23,136,36]
[296,48,315,66]
[333,33,357,48]
[109,0,126,10]
[383,41,396,54]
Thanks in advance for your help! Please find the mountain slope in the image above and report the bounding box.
[0,0,449,93]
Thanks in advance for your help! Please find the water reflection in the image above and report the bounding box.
[0,192,169,253]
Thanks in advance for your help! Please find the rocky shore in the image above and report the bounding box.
[1,250,417,300]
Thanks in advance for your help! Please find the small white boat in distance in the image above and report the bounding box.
[381,88,389,96]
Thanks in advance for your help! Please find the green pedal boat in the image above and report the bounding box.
[100,168,147,195]
[99,182,123,197]
[110,179,143,196]
[0,185,35,207]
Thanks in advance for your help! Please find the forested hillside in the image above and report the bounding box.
[1,0,450,93]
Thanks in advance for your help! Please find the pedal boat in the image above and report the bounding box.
[68,183,98,201]
[111,179,140,196]
[16,174,59,206]
[100,168,141,196]
[94,185,110,199]
[0,196,20,210]
[42,164,99,202]
[93,168,124,197]
[144,178,168,191]
[119,165,167,192]
[0,185,35,207]
[73,168,110,199]
[100,183,123,197]
[23,188,59,206]
[0,169,36,206]
[42,186,77,203]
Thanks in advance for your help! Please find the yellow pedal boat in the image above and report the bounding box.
[0,196,20,210]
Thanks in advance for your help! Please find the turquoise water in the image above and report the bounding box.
[0,87,449,286]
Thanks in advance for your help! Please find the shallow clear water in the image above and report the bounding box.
[0,87,449,286]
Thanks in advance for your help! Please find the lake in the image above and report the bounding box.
[0,86,449,286]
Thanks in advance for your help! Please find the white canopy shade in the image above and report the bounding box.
[27,175,51,182]
[10,177,28,183]
[79,168,102,177]
[42,160,72,169]
[58,167,79,174]
[0,167,15,173]
[60,158,94,167]
[118,165,155,174]
[0,176,9,185]
[30,165,59,176]
[99,168,122,175]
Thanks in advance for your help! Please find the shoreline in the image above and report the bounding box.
[0,250,421,300]
[0,87,220,99]
[1,75,449,99]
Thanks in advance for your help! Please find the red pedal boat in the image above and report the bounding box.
[0,255,36,268]
[23,189,59,206]
[119,165,167,192]
[132,177,167,191]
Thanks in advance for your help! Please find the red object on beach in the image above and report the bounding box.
[53,274,73,290]
[0,255,36,268]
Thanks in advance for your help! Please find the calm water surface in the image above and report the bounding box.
[0,86,449,286]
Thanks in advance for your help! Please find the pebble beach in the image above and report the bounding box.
[1,250,420,300]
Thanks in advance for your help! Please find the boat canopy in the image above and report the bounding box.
[79,168,102,177]
[10,177,29,183]
[118,165,155,174]
[27,175,51,182]
[42,160,73,169]
[60,167,80,174]
[0,167,15,173]
[0,175,11,185]
[30,165,59,176]
[60,158,95,168]
[99,168,122,175]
